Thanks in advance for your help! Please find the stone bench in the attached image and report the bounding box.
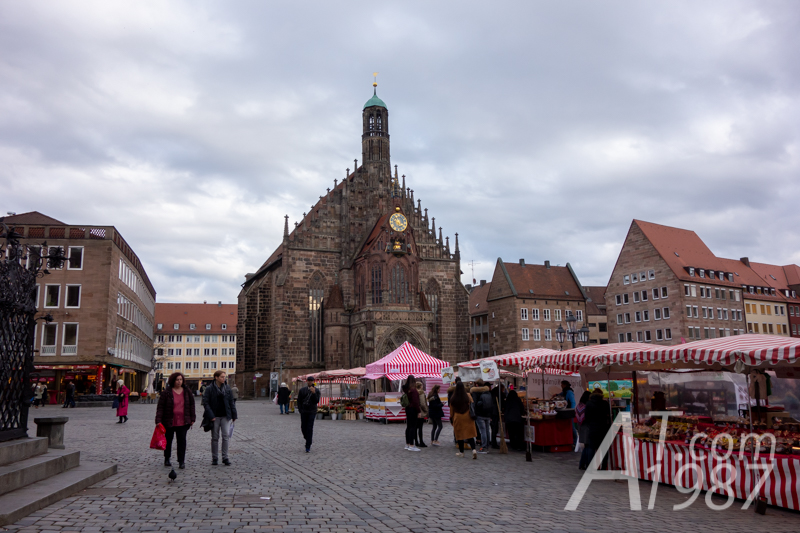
[33,417,69,449]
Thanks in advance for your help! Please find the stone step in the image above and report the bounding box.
[0,449,81,496]
[0,461,117,527]
[0,438,49,467]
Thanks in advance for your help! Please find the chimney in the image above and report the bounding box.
[740,257,750,267]
[218,301,222,307]
[519,259,525,266]
[545,260,551,269]
[465,284,472,291]
[480,280,486,287]
[203,300,207,304]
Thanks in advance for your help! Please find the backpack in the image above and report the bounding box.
[400,393,409,408]
[477,391,493,418]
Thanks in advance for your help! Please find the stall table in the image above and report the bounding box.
[525,417,574,452]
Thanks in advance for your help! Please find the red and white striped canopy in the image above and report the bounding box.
[317,367,366,379]
[458,348,558,368]
[521,342,653,372]
[592,334,800,370]
[521,335,800,373]
[364,342,448,380]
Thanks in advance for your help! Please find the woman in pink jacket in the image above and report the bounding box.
[116,379,130,423]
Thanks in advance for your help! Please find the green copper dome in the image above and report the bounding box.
[363,91,387,109]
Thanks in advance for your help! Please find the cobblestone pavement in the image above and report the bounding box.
[4,400,798,532]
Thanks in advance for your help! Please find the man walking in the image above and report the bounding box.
[297,376,321,453]
[202,370,238,466]
[63,381,76,408]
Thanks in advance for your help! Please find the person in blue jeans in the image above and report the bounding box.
[560,380,577,445]
[277,382,291,414]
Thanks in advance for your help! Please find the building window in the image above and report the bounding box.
[309,277,324,363]
[175,349,182,356]
[684,285,690,296]
[221,348,227,356]
[67,247,83,270]
[174,323,179,330]
[531,309,540,320]
[652,289,659,300]
[656,329,663,341]
[229,361,235,368]
[388,264,409,304]
[626,332,633,342]
[371,265,383,305]
[62,323,78,353]
[47,246,64,270]
[693,306,699,318]
[632,273,638,283]
[544,329,552,341]
[521,328,529,341]
[654,309,661,320]
[643,310,649,321]
[663,307,670,319]
[554,309,562,322]
[699,269,705,278]
[167,362,174,370]
[203,362,209,369]
[204,335,210,342]
[633,292,640,303]
[533,328,541,341]
[618,333,624,342]
[204,348,210,356]
[616,314,623,325]
[157,324,163,330]
[211,362,217,369]
[665,328,672,340]
[623,275,630,285]
[645,330,652,342]
[175,362,181,370]
[190,324,196,330]
[205,324,211,330]
[635,311,641,323]
[194,349,200,356]
[661,287,668,298]
[648,269,655,280]
[624,313,631,324]
[576,310,583,321]
[221,362,227,369]
[44,285,60,308]
[641,290,648,302]
[65,285,81,308]
[636,331,643,342]
[615,295,622,305]
[211,348,218,355]
[543,309,551,321]
[194,362,200,369]
[222,324,227,330]
[623,293,630,304]
[521,308,528,321]
[686,305,692,316]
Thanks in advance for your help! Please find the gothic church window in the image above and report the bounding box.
[309,274,324,362]
[388,264,408,304]
[371,265,382,305]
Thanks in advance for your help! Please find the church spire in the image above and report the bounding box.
[362,76,390,172]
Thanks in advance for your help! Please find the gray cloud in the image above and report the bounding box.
[1,0,799,301]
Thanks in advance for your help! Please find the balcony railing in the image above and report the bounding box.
[62,346,77,355]
[40,346,56,355]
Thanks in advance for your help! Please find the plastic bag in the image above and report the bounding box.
[272,394,278,404]
[150,423,167,451]
[228,421,235,438]
[574,440,584,453]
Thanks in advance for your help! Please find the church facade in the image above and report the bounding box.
[236,87,470,392]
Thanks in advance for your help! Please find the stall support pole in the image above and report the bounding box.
[746,372,754,432]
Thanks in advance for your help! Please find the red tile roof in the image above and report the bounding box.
[784,264,800,288]
[495,261,584,302]
[155,303,238,335]
[469,282,491,316]
[1,211,66,225]
[584,286,607,316]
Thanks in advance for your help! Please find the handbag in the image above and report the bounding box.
[400,393,409,408]
[112,397,120,409]
[150,423,167,451]
[468,402,477,420]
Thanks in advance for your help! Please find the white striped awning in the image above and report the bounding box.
[364,342,448,379]
[521,342,653,372]
[458,348,559,368]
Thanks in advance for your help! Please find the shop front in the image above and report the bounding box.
[32,364,105,404]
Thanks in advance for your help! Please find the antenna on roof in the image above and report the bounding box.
[469,260,479,285]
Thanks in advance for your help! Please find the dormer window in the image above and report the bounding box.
[727,273,734,282]
[623,275,630,285]
[206,324,212,330]
[173,323,179,330]
[190,324,196,330]
[222,324,227,330]
[699,269,705,278]
[709,271,715,279]
[689,267,695,277]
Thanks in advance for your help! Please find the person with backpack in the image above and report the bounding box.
[415,381,428,448]
[470,380,492,454]
[401,375,420,452]
[427,384,444,446]
[296,376,321,453]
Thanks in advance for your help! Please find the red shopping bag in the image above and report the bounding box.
[150,423,166,451]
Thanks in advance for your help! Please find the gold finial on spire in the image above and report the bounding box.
[373,72,378,88]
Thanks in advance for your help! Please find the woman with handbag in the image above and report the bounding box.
[155,372,196,469]
[449,381,478,459]
[115,379,130,423]
[427,384,444,446]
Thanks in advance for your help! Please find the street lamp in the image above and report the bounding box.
[555,313,590,350]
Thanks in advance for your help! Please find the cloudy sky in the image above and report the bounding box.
[2,1,799,302]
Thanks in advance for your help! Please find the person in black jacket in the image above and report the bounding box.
[202,370,238,466]
[297,376,321,452]
[427,385,445,446]
[490,384,505,449]
[155,372,196,469]
[504,390,525,451]
[582,389,612,469]
[277,382,291,414]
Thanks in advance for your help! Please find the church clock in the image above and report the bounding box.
[389,212,408,232]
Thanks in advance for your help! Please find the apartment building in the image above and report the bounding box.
[584,286,609,344]
[483,258,589,354]
[737,259,798,336]
[468,280,491,360]
[1,211,156,400]
[607,220,746,345]
[154,302,238,390]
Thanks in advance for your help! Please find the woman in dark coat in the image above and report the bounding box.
[277,382,291,414]
[156,372,197,469]
[503,390,525,451]
[582,389,612,469]
[403,376,421,451]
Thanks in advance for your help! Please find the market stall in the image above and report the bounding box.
[363,342,449,423]
[533,335,800,512]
